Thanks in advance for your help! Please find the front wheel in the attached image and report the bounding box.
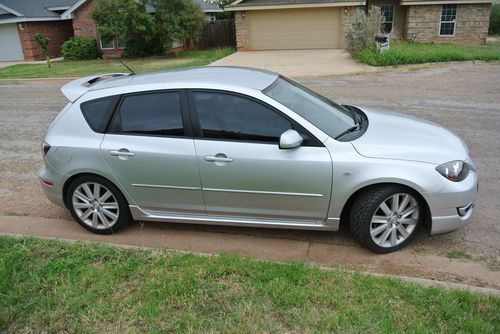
[66,175,130,234]
[350,185,423,253]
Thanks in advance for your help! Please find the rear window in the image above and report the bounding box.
[80,96,119,133]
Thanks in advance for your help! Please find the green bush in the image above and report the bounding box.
[61,36,101,60]
[345,7,384,55]
[490,4,500,35]
[356,42,500,66]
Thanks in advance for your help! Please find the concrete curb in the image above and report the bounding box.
[2,232,499,297]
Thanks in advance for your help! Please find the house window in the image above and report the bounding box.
[440,4,457,36]
[116,37,126,49]
[99,34,114,50]
[380,5,394,33]
[99,34,126,50]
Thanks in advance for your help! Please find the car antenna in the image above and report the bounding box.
[119,58,135,75]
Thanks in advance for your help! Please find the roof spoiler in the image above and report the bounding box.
[61,73,129,102]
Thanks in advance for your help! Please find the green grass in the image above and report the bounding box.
[356,42,500,66]
[1,236,499,333]
[0,48,235,79]
[447,250,474,261]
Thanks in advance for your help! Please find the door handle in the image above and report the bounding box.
[204,154,233,163]
[110,149,135,157]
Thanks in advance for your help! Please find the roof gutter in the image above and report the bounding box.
[400,0,492,4]
[225,1,366,11]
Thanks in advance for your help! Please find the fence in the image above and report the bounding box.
[187,19,236,50]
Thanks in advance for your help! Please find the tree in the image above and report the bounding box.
[92,0,205,57]
[152,0,205,51]
[33,33,51,68]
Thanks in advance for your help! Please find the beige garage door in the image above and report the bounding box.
[249,8,340,50]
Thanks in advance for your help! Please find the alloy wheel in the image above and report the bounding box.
[370,193,419,248]
[72,182,120,230]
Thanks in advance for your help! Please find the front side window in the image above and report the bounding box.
[380,5,395,33]
[264,77,355,139]
[193,91,292,143]
[440,4,457,36]
[110,92,184,136]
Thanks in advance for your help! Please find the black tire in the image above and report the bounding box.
[349,185,423,254]
[66,175,131,234]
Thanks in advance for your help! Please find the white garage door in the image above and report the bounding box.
[249,8,341,50]
[0,24,24,61]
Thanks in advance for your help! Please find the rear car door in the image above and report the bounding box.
[100,90,204,214]
[188,90,332,222]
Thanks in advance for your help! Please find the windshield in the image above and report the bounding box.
[263,77,355,139]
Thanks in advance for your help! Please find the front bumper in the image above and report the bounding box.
[38,163,66,207]
[425,168,478,235]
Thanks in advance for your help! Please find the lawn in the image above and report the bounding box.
[1,236,499,333]
[0,48,235,79]
[356,42,500,66]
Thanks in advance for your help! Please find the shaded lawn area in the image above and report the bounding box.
[0,48,235,79]
[356,42,500,66]
[1,236,499,333]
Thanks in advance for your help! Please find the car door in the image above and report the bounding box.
[100,90,205,214]
[188,90,332,222]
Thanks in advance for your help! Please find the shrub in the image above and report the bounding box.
[490,4,500,35]
[345,6,384,55]
[61,36,101,60]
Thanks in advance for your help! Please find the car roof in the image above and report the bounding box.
[90,66,280,92]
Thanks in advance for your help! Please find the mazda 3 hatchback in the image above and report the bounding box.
[39,67,478,253]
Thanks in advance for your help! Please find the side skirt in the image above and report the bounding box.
[129,205,340,231]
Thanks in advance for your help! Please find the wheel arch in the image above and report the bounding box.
[62,172,129,209]
[339,182,432,231]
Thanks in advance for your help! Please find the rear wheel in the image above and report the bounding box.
[350,185,422,253]
[66,175,130,234]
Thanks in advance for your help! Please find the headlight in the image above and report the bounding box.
[435,160,470,182]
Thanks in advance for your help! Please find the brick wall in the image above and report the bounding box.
[72,0,123,58]
[17,20,74,61]
[405,4,491,44]
[340,6,364,48]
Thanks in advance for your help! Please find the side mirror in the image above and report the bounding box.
[279,129,303,149]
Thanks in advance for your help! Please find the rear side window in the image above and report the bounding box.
[110,92,184,136]
[80,96,119,133]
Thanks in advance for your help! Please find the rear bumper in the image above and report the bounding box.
[38,164,65,207]
[426,169,478,235]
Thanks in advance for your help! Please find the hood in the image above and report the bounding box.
[351,107,468,165]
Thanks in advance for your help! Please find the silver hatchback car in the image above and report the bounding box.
[39,67,478,253]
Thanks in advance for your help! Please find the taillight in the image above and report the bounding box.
[42,141,51,157]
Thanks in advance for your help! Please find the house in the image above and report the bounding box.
[225,0,493,51]
[0,0,223,61]
[0,0,75,61]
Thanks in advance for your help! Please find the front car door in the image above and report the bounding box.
[100,90,204,214]
[188,90,332,222]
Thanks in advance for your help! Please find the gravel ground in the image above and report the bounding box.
[0,63,499,267]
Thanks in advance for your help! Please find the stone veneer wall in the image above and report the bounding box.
[235,11,250,51]
[17,21,74,61]
[340,6,364,48]
[405,4,491,44]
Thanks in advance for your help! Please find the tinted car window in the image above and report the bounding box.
[193,92,291,143]
[111,92,184,136]
[80,96,119,133]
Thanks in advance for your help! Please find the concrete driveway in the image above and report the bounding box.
[210,49,373,77]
